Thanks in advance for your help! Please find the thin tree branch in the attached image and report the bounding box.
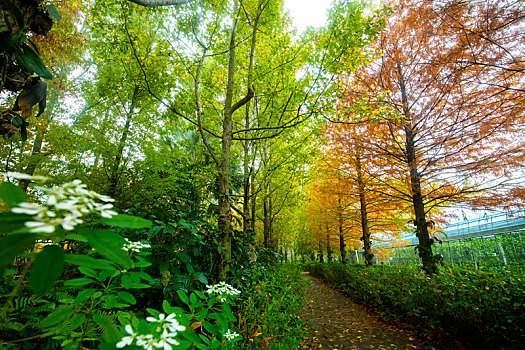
[127,0,195,7]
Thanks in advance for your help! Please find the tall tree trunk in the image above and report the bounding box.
[356,152,373,266]
[216,1,256,280]
[108,85,139,199]
[242,162,251,234]
[318,239,324,263]
[20,131,47,191]
[108,110,133,198]
[241,2,262,236]
[269,183,274,248]
[338,201,346,263]
[326,222,332,263]
[263,184,270,248]
[262,182,274,249]
[250,179,256,233]
[398,62,436,275]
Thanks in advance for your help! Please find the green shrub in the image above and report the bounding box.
[232,264,307,350]
[306,263,525,349]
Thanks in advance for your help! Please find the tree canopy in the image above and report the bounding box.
[1,0,524,278]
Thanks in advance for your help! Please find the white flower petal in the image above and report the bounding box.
[28,223,56,233]
[11,207,41,215]
[124,324,134,335]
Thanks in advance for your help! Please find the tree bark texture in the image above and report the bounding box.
[0,0,53,92]
[326,223,332,263]
[356,152,373,266]
[338,202,346,264]
[398,62,437,275]
[20,130,46,191]
[216,1,255,279]
[108,86,138,199]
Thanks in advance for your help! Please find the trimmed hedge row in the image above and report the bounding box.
[306,263,525,349]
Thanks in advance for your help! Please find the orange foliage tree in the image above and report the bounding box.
[323,122,409,265]
[302,161,356,263]
[334,0,525,274]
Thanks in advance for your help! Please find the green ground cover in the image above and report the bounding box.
[306,262,525,349]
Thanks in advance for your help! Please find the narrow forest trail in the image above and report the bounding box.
[300,273,425,350]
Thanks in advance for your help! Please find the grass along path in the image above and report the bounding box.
[300,272,425,350]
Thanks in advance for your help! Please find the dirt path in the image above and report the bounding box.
[301,273,425,350]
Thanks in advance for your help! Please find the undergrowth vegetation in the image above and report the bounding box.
[0,177,306,349]
[233,264,307,350]
[306,262,525,349]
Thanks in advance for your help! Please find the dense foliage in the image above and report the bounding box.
[306,262,525,349]
[1,0,524,348]
[0,176,307,349]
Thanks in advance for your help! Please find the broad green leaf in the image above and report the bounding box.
[68,313,87,330]
[135,271,153,282]
[11,116,23,127]
[0,213,33,233]
[191,301,205,309]
[133,259,151,268]
[198,334,211,345]
[208,313,228,329]
[22,44,53,79]
[186,263,195,274]
[147,226,163,238]
[162,300,185,315]
[20,121,27,141]
[121,273,132,289]
[193,272,208,285]
[26,38,40,55]
[100,214,152,229]
[123,282,151,289]
[177,290,189,305]
[63,342,80,350]
[64,254,115,270]
[162,300,172,314]
[93,314,121,342]
[0,233,35,266]
[117,291,136,305]
[14,46,34,74]
[40,305,74,328]
[101,294,118,308]
[210,339,222,348]
[177,340,193,350]
[73,289,97,304]
[63,234,88,242]
[47,4,62,21]
[223,303,235,321]
[76,227,132,268]
[146,309,161,320]
[99,269,119,282]
[30,245,64,295]
[198,308,208,320]
[64,278,95,287]
[77,266,97,278]
[0,181,27,207]
[182,331,201,344]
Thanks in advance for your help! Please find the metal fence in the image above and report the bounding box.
[379,231,525,269]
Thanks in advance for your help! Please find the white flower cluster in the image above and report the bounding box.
[223,329,240,341]
[8,175,117,233]
[122,238,151,253]
[205,282,241,302]
[117,314,186,350]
